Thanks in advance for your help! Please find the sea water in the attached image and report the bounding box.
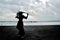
[0,21,60,26]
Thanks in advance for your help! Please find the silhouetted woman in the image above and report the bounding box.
[16,11,28,38]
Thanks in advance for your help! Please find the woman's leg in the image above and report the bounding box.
[19,26,25,37]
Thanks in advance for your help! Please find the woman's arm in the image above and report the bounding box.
[15,13,19,19]
[23,13,29,19]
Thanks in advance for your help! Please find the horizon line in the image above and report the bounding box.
[0,20,60,22]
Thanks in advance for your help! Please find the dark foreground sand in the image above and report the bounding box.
[0,25,60,40]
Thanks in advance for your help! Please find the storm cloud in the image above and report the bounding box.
[0,0,60,21]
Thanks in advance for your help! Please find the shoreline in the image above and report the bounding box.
[0,25,60,26]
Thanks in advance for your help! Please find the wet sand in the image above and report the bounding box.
[0,25,60,40]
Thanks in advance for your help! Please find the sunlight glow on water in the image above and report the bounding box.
[0,21,60,26]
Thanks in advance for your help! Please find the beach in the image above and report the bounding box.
[0,25,60,40]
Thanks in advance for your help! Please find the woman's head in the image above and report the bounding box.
[17,11,23,15]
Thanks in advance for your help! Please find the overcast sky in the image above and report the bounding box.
[0,0,60,21]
